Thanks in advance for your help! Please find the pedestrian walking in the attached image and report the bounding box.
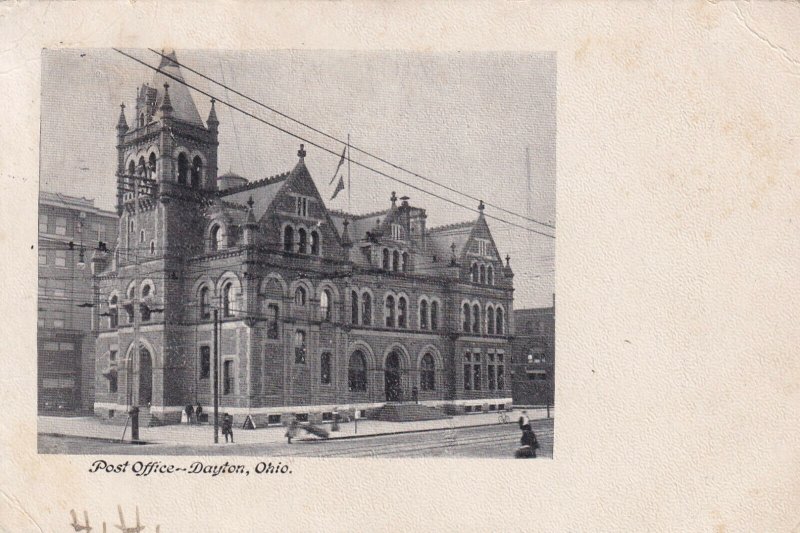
[515,427,540,459]
[195,403,203,424]
[184,404,194,425]
[222,413,234,443]
[518,410,531,432]
[285,418,299,444]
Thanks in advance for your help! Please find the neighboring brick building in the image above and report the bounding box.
[91,51,514,425]
[38,191,117,413]
[511,300,555,406]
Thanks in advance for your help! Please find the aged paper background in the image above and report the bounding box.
[1,1,798,531]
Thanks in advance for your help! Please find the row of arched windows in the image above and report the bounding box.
[461,302,505,335]
[283,225,321,256]
[127,151,205,189]
[105,281,157,328]
[381,247,409,272]
[470,262,495,285]
[347,350,437,392]
[198,280,240,319]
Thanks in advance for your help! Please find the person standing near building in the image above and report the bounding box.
[222,413,234,443]
[195,403,203,424]
[518,410,531,432]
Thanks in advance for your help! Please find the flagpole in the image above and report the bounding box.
[347,133,351,211]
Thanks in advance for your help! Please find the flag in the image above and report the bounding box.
[331,175,345,200]
[329,145,347,185]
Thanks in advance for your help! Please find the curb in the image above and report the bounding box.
[39,432,149,445]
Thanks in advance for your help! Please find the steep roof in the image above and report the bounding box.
[218,172,290,221]
[427,219,476,259]
[328,209,390,242]
[149,50,205,127]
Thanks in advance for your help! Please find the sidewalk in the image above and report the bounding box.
[39,407,553,446]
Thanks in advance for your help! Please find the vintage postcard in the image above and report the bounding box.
[1,2,798,532]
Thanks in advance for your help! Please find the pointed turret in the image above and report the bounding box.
[207,98,219,128]
[341,218,352,248]
[243,196,258,246]
[116,103,128,134]
[478,199,485,218]
[159,82,173,117]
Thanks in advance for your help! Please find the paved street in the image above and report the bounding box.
[39,418,553,459]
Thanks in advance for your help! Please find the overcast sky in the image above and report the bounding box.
[40,49,555,308]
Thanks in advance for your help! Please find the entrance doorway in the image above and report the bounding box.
[385,351,401,401]
[138,347,153,406]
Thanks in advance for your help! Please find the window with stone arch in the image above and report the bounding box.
[222,282,235,317]
[419,299,429,330]
[297,228,308,254]
[137,156,147,177]
[420,353,435,391]
[294,286,307,306]
[108,295,119,328]
[430,300,439,330]
[471,262,479,283]
[320,352,332,385]
[283,225,294,252]
[480,264,486,284]
[310,230,320,255]
[127,160,136,178]
[177,152,189,185]
[397,296,408,329]
[496,307,504,335]
[472,303,481,334]
[199,285,211,320]
[148,152,157,176]
[361,291,372,326]
[320,289,332,322]
[392,250,400,271]
[462,302,471,332]
[348,350,367,392]
[385,295,396,328]
[351,290,359,324]
[402,251,409,272]
[382,248,390,270]
[487,306,495,335]
[210,224,224,251]
[191,156,203,188]
[487,265,494,285]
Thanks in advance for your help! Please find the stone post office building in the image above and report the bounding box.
[92,52,514,425]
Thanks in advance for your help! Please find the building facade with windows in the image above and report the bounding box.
[510,301,556,407]
[38,191,117,413]
[91,52,514,425]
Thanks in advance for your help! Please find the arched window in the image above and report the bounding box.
[320,289,332,322]
[137,156,146,177]
[149,241,155,255]
[109,295,118,328]
[430,301,439,330]
[140,303,151,322]
[128,285,135,299]
[421,353,435,391]
[128,160,135,177]
[267,304,279,339]
[210,225,222,251]
[382,248,390,270]
[139,113,144,128]
[348,350,367,392]
[392,250,400,272]
[177,153,189,185]
[310,231,320,255]
[462,303,471,332]
[141,284,151,298]
[320,352,332,385]
[351,290,359,324]
[419,299,429,330]
[385,295,396,328]
[487,307,495,335]
[472,304,480,334]
[294,286,307,306]
[294,330,307,364]
[362,292,372,326]
[283,226,294,252]
[496,307,504,335]
[480,264,486,284]
[139,230,144,244]
[398,296,407,328]
[471,263,479,283]
[191,156,202,188]
[199,286,210,319]
[487,265,494,285]
[148,152,157,176]
[297,228,307,254]
[222,282,234,317]
[401,252,409,272]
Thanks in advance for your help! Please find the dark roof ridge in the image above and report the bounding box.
[428,220,475,233]
[218,200,249,212]
[218,171,291,196]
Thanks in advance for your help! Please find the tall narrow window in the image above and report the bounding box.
[210,224,224,251]
[402,251,409,272]
[297,228,308,254]
[283,226,294,252]
[463,353,472,390]
[267,304,279,339]
[487,265,494,285]
[223,282,234,317]
[200,286,210,319]
[471,263,479,283]
[320,289,332,322]
[488,353,496,390]
[177,153,189,185]
[351,290,359,324]
[392,250,400,272]
[137,156,147,177]
[295,196,309,217]
[320,352,332,385]
[385,295,396,328]
[398,296,407,329]
[480,264,486,284]
[487,307,495,335]
[200,346,211,379]
[362,292,372,326]
[109,296,118,328]
[140,304,151,322]
[472,304,480,334]
[473,353,482,391]
[496,307,504,335]
[295,286,307,306]
[191,156,203,188]
[430,301,439,330]
[348,351,367,392]
[109,373,118,393]
[382,248,390,270]
[294,330,307,364]
[223,360,234,394]
[419,299,429,330]
[462,303,471,332]
[421,353,435,391]
[148,152,157,176]
[497,354,505,389]
[310,231,320,255]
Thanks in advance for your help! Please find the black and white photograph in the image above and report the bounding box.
[37,48,556,458]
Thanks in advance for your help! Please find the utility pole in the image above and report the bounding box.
[213,308,219,443]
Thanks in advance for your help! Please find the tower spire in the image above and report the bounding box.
[116,103,128,133]
[207,98,219,126]
[160,82,173,114]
